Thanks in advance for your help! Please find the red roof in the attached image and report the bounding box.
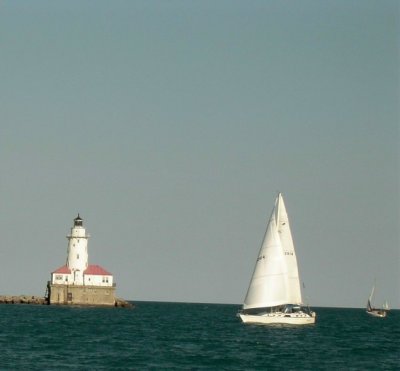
[52,265,71,274]
[84,264,112,276]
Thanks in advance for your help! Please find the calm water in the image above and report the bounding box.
[0,302,398,370]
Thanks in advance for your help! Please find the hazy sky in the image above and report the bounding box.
[1,0,399,308]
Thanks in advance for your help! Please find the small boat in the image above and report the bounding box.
[238,193,316,325]
[366,284,388,318]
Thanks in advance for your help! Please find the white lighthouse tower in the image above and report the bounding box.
[66,214,89,285]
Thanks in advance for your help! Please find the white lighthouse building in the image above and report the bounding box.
[48,215,115,305]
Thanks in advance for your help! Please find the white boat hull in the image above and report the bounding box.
[366,310,387,318]
[239,312,316,325]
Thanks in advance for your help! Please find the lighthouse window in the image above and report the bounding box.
[77,254,79,259]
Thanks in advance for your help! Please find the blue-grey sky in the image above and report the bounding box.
[1,0,399,308]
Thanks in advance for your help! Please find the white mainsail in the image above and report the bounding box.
[243,193,302,311]
[367,285,375,310]
[275,194,302,304]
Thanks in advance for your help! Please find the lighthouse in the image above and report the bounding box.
[66,214,89,285]
[48,215,116,306]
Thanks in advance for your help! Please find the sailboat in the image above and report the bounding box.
[238,193,316,325]
[366,284,388,318]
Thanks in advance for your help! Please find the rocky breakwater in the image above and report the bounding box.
[0,295,48,305]
[0,294,134,308]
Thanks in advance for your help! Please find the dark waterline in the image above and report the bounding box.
[0,302,399,370]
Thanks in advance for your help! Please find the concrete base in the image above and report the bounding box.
[49,284,116,306]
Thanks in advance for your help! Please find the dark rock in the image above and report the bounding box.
[115,298,134,308]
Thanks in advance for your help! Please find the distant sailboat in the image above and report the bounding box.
[383,301,390,311]
[366,284,388,318]
[238,193,316,325]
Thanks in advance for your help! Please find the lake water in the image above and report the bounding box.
[0,302,398,369]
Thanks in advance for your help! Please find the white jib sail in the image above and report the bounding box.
[243,193,303,311]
